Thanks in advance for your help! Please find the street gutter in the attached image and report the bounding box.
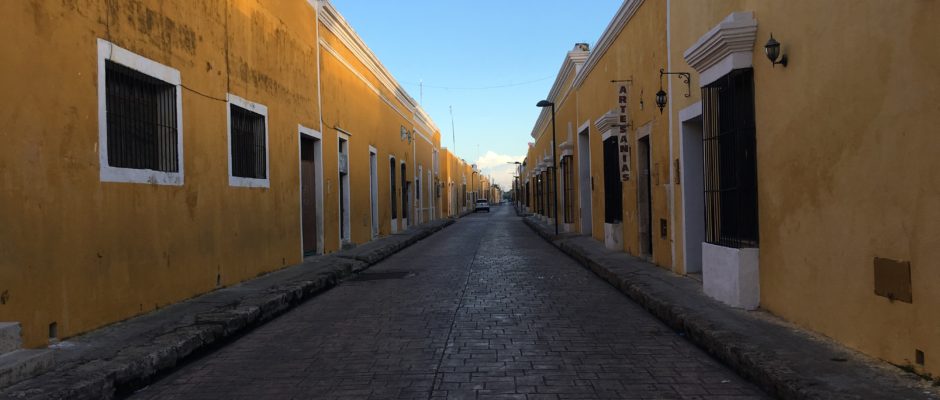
[0,219,455,400]
[522,215,939,400]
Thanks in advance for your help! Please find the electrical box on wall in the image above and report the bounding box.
[873,257,912,303]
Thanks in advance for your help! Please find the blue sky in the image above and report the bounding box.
[329,1,622,187]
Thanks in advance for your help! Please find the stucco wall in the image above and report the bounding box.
[669,0,940,375]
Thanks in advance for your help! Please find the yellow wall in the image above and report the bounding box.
[0,0,447,348]
[525,1,671,268]
[0,0,319,347]
[669,0,940,375]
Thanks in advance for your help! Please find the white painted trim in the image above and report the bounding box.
[337,134,351,243]
[530,46,591,139]
[683,11,758,87]
[636,121,652,139]
[679,110,705,275]
[572,0,645,89]
[317,1,441,134]
[319,40,411,123]
[97,39,184,185]
[227,94,270,188]
[679,101,703,123]
[369,146,379,239]
[413,126,433,145]
[299,125,324,255]
[578,120,591,136]
[667,0,676,273]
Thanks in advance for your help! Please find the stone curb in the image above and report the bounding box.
[1,219,455,400]
[522,216,938,400]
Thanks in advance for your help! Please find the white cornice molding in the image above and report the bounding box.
[319,0,447,136]
[594,110,620,134]
[530,46,590,139]
[571,0,644,90]
[683,11,758,86]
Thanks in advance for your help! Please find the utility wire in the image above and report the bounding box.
[402,75,553,91]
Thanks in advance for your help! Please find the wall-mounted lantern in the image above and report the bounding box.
[655,68,691,114]
[764,33,788,67]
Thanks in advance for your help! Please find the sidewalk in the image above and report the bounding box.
[523,215,939,400]
[0,218,454,400]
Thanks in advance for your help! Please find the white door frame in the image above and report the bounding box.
[369,146,378,239]
[337,132,351,244]
[679,102,705,274]
[298,125,324,256]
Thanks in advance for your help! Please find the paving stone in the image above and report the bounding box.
[523,215,940,400]
[118,206,766,399]
[0,219,453,399]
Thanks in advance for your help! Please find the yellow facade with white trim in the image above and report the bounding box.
[0,0,448,348]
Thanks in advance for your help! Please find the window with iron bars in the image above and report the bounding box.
[230,104,266,179]
[603,137,623,223]
[703,68,759,248]
[562,155,574,223]
[105,60,179,172]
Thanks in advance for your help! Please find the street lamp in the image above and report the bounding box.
[536,100,559,235]
[508,161,522,210]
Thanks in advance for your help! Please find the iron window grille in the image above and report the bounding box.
[230,104,266,179]
[603,137,623,223]
[105,60,179,172]
[562,155,574,223]
[702,68,759,248]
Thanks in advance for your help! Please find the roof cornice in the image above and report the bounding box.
[530,46,590,139]
[571,0,645,89]
[318,1,440,132]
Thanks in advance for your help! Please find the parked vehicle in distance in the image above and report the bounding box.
[474,199,490,212]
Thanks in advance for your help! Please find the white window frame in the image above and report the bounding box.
[97,38,184,185]
[227,93,270,188]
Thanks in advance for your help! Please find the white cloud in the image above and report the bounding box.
[473,151,523,190]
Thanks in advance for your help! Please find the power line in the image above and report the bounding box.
[402,76,554,91]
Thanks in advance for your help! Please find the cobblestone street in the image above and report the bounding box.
[131,206,766,400]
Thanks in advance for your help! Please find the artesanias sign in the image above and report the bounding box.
[617,84,631,181]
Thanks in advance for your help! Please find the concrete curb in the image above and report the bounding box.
[522,216,938,400]
[1,219,455,400]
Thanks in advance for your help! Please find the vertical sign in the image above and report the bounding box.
[617,84,631,181]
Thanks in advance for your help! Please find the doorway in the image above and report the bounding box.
[338,136,350,244]
[578,126,592,234]
[369,148,378,239]
[637,135,653,259]
[681,111,705,274]
[299,128,323,256]
[390,156,397,233]
[400,162,408,228]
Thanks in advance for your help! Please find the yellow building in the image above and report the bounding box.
[666,0,940,376]
[0,0,448,348]
[524,0,940,377]
[525,0,669,264]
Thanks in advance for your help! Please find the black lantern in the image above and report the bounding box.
[655,88,667,114]
[656,68,691,114]
[764,33,787,67]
